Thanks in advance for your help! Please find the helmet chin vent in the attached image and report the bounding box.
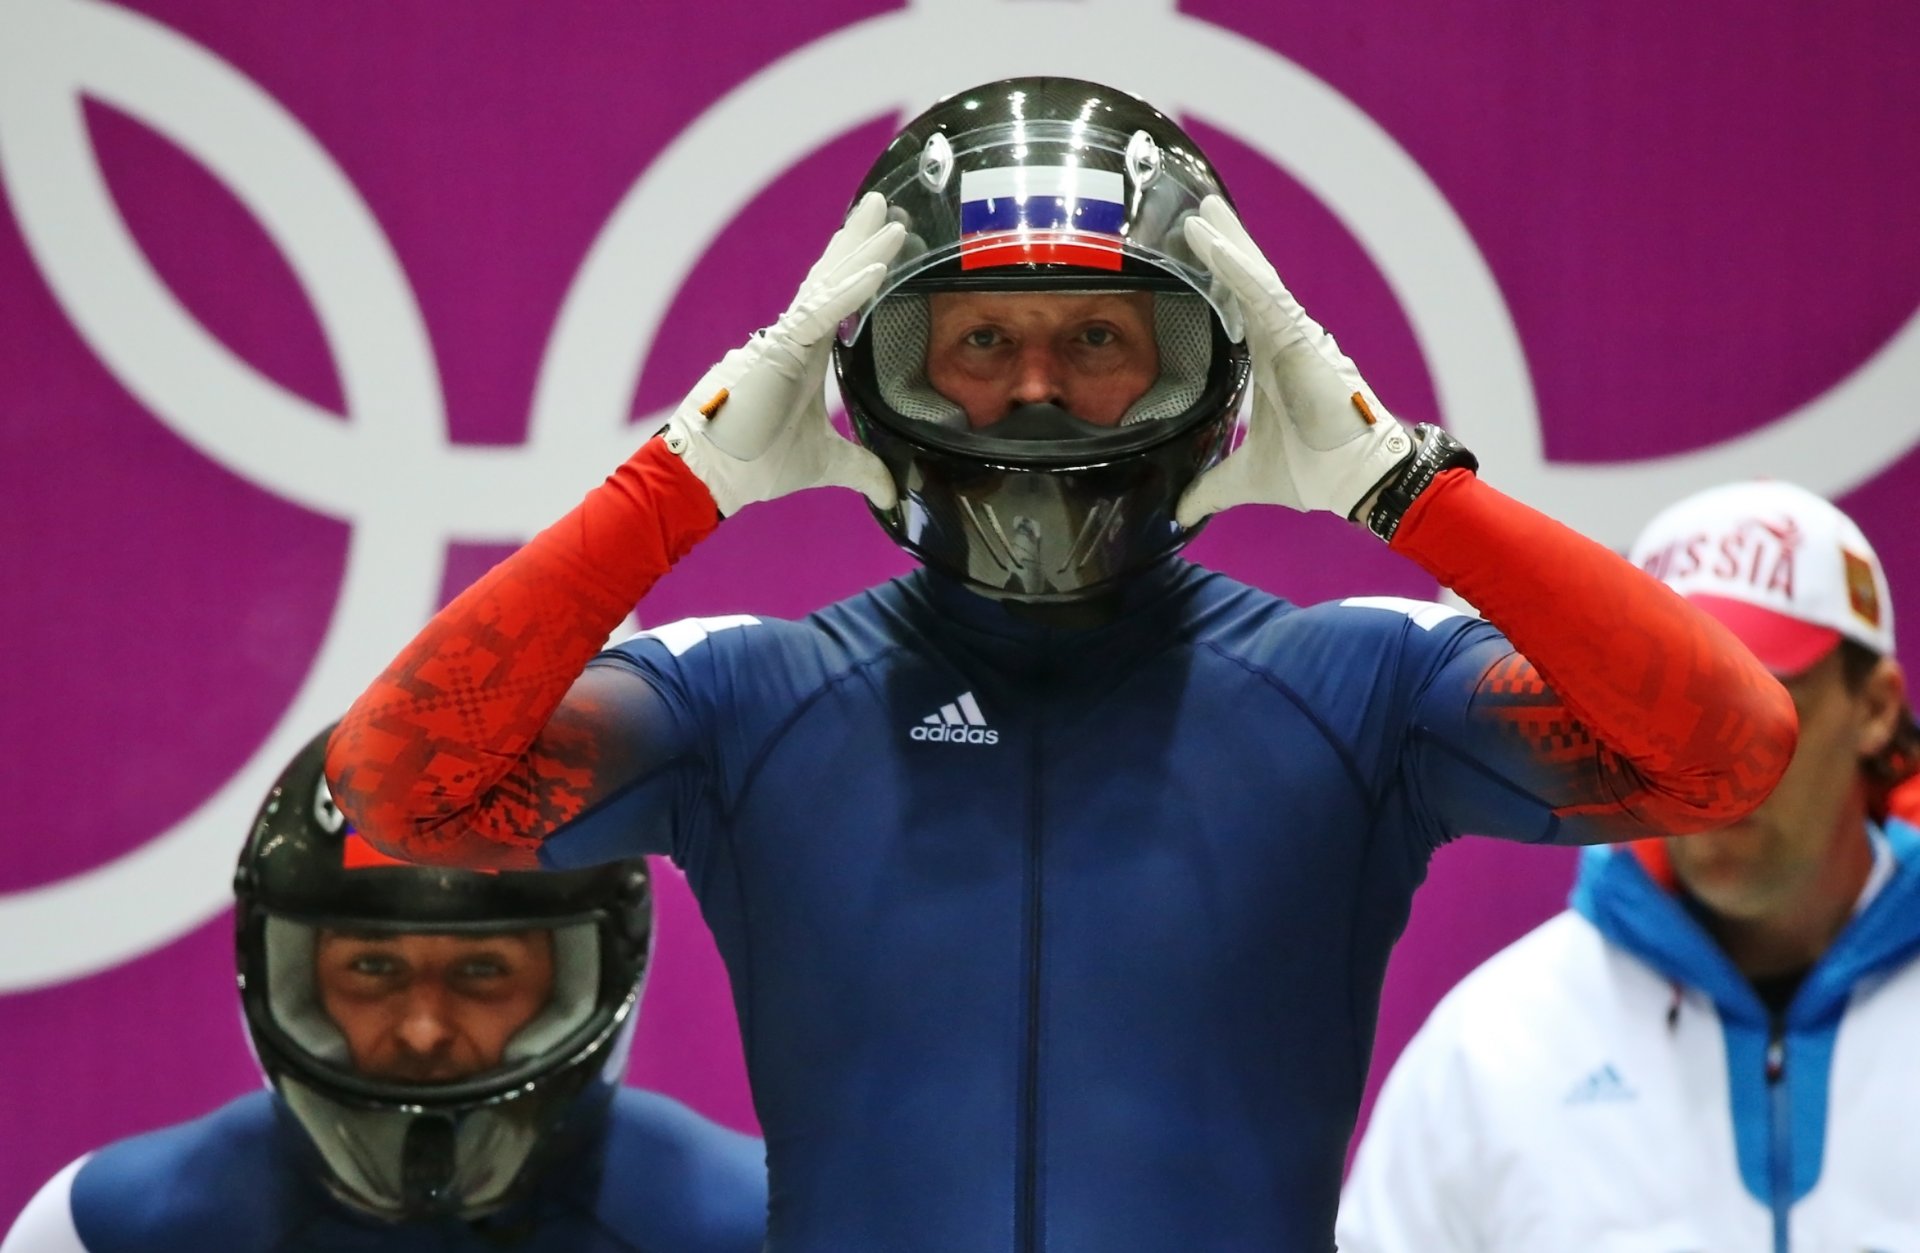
[401,1116,458,1214]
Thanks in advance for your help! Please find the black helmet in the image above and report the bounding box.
[233,725,653,1222]
[834,76,1252,603]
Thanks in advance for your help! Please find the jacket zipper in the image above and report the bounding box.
[1017,704,1046,1253]
[1765,1018,1790,1253]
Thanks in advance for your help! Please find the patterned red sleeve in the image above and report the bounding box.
[1392,470,1798,837]
[324,439,719,868]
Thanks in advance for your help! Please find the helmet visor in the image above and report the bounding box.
[259,916,609,1103]
[865,286,1227,462]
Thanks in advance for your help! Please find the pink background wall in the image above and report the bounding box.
[5,0,1919,1226]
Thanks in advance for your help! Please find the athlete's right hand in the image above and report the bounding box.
[661,192,906,515]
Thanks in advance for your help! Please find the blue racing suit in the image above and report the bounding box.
[1,1088,767,1253]
[538,563,1635,1250]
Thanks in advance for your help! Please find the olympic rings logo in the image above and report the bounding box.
[3,0,1917,990]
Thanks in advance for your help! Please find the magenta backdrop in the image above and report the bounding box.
[5,0,1920,1226]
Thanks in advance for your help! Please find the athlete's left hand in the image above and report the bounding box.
[1176,195,1415,527]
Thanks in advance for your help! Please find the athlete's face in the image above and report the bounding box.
[1666,647,1906,920]
[315,929,555,1083]
[925,291,1160,429]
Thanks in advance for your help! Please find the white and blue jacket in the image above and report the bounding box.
[1338,820,1920,1253]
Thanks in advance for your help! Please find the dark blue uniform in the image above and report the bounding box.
[537,561,1572,1252]
[3,1089,766,1253]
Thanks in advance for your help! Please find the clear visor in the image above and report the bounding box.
[871,288,1218,437]
[261,915,605,1099]
[841,117,1244,345]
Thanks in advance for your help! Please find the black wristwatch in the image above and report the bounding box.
[1361,423,1478,543]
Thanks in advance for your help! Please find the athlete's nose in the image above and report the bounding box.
[393,985,457,1061]
[1006,344,1065,411]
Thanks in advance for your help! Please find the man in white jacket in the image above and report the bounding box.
[1338,480,1920,1253]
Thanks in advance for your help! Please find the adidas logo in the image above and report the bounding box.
[1563,1062,1636,1105]
[910,691,1000,745]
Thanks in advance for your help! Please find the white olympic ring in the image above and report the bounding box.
[2,0,1917,990]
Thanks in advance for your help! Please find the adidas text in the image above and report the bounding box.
[910,724,1000,745]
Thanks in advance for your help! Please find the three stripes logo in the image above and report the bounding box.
[909,691,1000,745]
[1562,1062,1637,1105]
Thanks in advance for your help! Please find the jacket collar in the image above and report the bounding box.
[894,555,1223,677]
[1572,820,1920,1026]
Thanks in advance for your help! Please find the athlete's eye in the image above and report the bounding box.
[962,327,1003,350]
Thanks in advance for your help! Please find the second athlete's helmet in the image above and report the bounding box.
[834,76,1251,603]
[233,725,654,1222]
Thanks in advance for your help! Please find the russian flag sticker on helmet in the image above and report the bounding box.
[958,166,1126,270]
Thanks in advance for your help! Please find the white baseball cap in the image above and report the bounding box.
[1628,480,1894,676]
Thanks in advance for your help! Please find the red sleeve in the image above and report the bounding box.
[324,439,719,868]
[1391,470,1798,835]
[1886,768,1920,829]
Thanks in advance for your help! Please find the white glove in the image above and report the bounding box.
[1176,196,1415,527]
[662,192,906,515]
